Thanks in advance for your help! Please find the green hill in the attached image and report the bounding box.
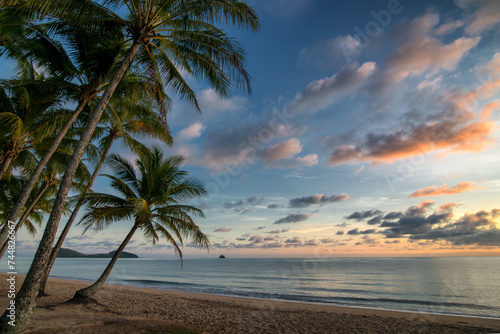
[56,248,139,258]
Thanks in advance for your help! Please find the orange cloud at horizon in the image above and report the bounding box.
[409,181,479,198]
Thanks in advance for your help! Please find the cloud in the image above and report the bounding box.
[274,213,312,225]
[294,154,319,167]
[367,12,480,93]
[355,235,380,245]
[198,119,305,171]
[382,212,453,238]
[214,227,232,233]
[266,228,288,234]
[384,212,404,220]
[285,236,302,244]
[367,216,383,225]
[462,0,500,34]
[439,203,459,212]
[177,122,205,141]
[405,200,435,216]
[289,194,350,208]
[434,20,464,35]
[377,35,480,90]
[409,181,479,198]
[267,204,283,209]
[262,138,302,162]
[343,201,500,245]
[198,88,249,114]
[223,196,266,214]
[347,228,377,235]
[456,53,500,108]
[287,62,376,114]
[345,209,382,221]
[319,237,337,243]
[407,209,500,246]
[247,196,265,206]
[223,200,245,210]
[248,235,266,243]
[329,107,495,166]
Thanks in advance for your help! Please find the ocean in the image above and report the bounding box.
[8,256,500,319]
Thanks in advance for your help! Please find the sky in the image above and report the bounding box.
[10,0,500,259]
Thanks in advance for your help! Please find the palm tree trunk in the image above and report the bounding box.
[38,136,117,296]
[0,154,13,180]
[0,151,8,173]
[72,221,140,300]
[0,98,89,260]
[0,182,51,258]
[0,40,141,334]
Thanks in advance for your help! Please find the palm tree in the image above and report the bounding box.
[0,2,257,331]
[38,91,172,296]
[71,147,209,301]
[0,78,67,180]
[0,15,128,251]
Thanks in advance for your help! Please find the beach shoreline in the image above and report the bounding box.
[1,273,500,333]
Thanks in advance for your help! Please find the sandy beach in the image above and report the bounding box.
[1,273,500,333]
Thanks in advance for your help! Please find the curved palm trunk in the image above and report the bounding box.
[0,99,88,260]
[0,182,51,258]
[0,154,14,180]
[72,221,140,300]
[0,40,141,334]
[38,136,116,296]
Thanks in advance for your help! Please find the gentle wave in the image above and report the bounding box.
[123,279,200,287]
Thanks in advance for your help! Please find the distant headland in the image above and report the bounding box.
[56,248,139,258]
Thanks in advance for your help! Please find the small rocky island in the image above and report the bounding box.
[219,255,226,258]
[56,248,139,258]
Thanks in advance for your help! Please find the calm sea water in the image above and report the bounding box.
[7,256,500,318]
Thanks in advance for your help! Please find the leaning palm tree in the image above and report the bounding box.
[70,147,209,301]
[0,2,257,331]
[0,15,129,252]
[38,91,172,296]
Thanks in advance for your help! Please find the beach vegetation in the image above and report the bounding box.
[70,147,209,301]
[38,86,173,296]
[0,1,258,331]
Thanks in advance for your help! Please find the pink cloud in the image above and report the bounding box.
[262,138,302,162]
[386,36,480,83]
[294,154,318,167]
[435,20,464,35]
[288,62,375,113]
[465,0,500,34]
